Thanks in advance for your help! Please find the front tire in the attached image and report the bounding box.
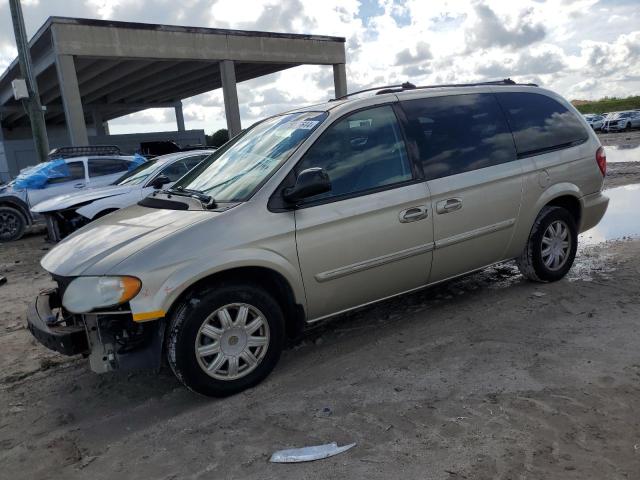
[166,282,285,397]
[0,206,26,242]
[516,206,578,282]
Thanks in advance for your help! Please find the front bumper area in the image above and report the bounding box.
[603,122,624,132]
[27,289,89,356]
[27,288,164,373]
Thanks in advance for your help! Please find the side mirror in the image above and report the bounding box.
[283,168,331,204]
[149,174,171,189]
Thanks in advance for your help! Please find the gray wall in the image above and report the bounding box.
[0,142,5,183]
[0,128,205,182]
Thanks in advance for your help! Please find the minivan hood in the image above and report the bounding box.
[31,185,134,213]
[41,204,214,276]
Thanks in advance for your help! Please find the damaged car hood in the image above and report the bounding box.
[41,204,215,276]
[31,185,135,213]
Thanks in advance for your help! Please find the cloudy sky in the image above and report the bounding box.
[1,0,639,135]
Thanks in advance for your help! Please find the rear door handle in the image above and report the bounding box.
[399,205,428,223]
[436,198,462,214]
[73,183,85,189]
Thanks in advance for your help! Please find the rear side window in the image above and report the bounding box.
[88,158,130,177]
[495,92,588,157]
[296,105,413,202]
[67,161,86,180]
[401,93,516,180]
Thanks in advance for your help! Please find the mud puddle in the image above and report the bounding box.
[605,144,640,163]
[580,183,640,244]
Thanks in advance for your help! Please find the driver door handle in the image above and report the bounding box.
[73,183,85,189]
[436,198,463,214]
[399,205,428,223]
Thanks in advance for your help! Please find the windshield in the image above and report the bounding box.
[171,111,327,202]
[115,159,159,185]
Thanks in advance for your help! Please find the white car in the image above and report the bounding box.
[31,150,212,241]
[583,114,604,131]
[0,146,142,242]
[602,110,640,132]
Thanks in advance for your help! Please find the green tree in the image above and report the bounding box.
[206,129,230,148]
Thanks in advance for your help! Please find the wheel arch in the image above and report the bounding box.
[544,194,581,226]
[533,183,582,224]
[164,266,306,342]
[509,184,583,259]
[0,196,32,225]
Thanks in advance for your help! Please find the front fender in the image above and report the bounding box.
[128,247,305,322]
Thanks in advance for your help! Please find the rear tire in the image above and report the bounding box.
[166,282,285,397]
[0,206,26,242]
[516,206,578,282]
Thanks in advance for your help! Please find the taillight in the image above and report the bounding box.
[596,146,606,177]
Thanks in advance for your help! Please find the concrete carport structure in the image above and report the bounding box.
[0,17,347,179]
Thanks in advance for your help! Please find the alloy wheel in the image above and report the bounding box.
[541,220,571,271]
[0,211,20,240]
[194,303,270,381]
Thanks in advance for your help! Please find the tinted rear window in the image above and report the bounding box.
[401,93,516,180]
[496,92,588,157]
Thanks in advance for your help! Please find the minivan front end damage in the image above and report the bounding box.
[27,276,164,373]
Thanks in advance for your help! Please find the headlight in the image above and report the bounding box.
[62,276,141,313]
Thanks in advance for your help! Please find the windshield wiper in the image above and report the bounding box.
[162,187,217,209]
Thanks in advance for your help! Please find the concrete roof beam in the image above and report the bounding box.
[106,62,207,103]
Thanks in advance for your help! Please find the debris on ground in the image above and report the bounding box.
[314,406,333,418]
[269,442,356,463]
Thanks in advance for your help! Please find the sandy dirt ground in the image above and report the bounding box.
[1,136,639,479]
[597,129,640,147]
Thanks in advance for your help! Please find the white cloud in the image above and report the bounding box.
[0,0,639,134]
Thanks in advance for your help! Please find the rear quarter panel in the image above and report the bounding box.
[506,139,603,258]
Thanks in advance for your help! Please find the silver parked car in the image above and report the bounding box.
[27,81,609,396]
[602,110,640,132]
[31,150,213,242]
[0,146,140,242]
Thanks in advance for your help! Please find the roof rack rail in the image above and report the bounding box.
[332,78,538,101]
[47,145,122,160]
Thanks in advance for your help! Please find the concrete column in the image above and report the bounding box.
[55,54,89,146]
[333,63,348,99]
[0,126,8,184]
[220,60,241,137]
[91,109,106,137]
[174,101,185,132]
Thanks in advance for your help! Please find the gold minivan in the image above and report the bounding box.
[27,81,609,396]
